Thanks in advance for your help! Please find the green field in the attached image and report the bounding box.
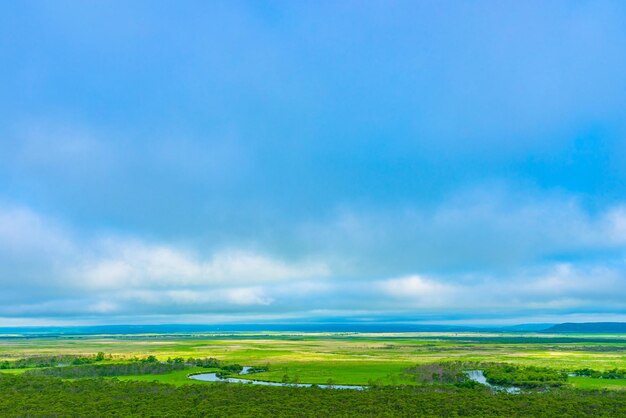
[569,376,626,390]
[2,332,626,416]
[2,332,626,388]
[116,367,213,385]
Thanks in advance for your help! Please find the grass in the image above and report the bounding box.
[115,367,215,385]
[239,360,416,385]
[0,369,27,374]
[569,376,626,391]
[112,362,414,386]
[3,332,626,386]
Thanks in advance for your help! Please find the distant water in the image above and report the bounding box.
[465,370,520,394]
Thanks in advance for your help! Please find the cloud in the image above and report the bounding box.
[0,203,328,318]
[300,186,626,277]
[76,241,329,290]
[4,2,626,326]
[379,275,457,307]
[225,287,273,306]
[606,206,626,242]
[1,186,626,324]
[114,287,273,308]
[0,204,73,257]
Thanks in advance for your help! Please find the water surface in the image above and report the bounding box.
[189,367,364,390]
[465,370,520,394]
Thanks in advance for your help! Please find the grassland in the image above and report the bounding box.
[2,332,626,389]
[568,376,626,390]
[2,332,626,417]
[115,367,214,385]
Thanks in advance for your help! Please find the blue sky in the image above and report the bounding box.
[2,1,626,325]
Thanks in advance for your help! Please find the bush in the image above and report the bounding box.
[483,364,568,388]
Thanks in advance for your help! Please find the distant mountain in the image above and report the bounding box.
[501,323,554,332]
[0,323,484,336]
[545,322,626,333]
[0,322,570,337]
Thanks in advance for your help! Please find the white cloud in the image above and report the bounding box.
[302,187,626,277]
[0,205,73,257]
[379,275,457,307]
[606,206,626,243]
[371,262,625,314]
[0,202,329,317]
[76,240,329,289]
[88,301,119,314]
[114,287,273,307]
[1,193,626,322]
[225,287,273,306]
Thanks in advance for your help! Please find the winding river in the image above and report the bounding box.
[189,367,364,390]
[189,367,519,393]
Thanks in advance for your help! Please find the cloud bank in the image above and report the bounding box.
[2,1,626,324]
[1,188,625,325]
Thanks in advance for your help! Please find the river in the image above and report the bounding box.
[190,367,518,392]
[189,367,364,390]
[465,370,520,394]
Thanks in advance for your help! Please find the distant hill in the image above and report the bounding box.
[502,323,554,332]
[0,323,554,336]
[0,323,485,336]
[545,322,626,333]
[10,322,617,337]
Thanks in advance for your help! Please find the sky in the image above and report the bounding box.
[2,1,626,326]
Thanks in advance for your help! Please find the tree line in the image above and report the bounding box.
[0,353,107,369]
[573,368,626,379]
[22,355,265,379]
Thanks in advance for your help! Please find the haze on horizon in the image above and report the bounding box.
[2,1,626,327]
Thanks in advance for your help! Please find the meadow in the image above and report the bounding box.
[3,331,626,416]
[2,331,626,389]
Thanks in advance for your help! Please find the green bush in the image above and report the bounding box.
[1,373,626,417]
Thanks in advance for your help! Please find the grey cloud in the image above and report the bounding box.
[298,187,626,277]
[1,185,626,323]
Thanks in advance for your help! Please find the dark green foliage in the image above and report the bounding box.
[403,362,468,384]
[454,379,482,389]
[208,361,245,378]
[1,373,626,417]
[24,361,185,378]
[573,368,626,379]
[0,354,102,369]
[185,357,221,368]
[220,363,243,373]
[166,357,186,366]
[404,362,570,389]
[71,356,96,365]
[483,364,568,388]
[247,364,270,373]
[164,356,239,372]
[26,356,252,381]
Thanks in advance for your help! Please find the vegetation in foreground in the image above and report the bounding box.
[3,332,626,388]
[2,332,626,416]
[2,373,626,417]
